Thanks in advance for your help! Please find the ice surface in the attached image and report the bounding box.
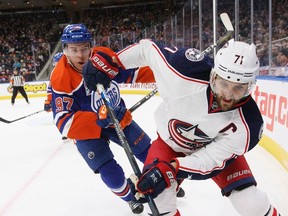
[0,95,287,216]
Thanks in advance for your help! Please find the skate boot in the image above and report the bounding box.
[176,187,185,198]
[128,200,144,214]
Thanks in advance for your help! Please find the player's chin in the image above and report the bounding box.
[77,62,85,70]
[219,99,236,111]
[78,61,85,66]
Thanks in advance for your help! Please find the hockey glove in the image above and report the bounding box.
[44,100,52,112]
[82,51,119,91]
[127,175,147,203]
[136,159,177,199]
[96,105,132,129]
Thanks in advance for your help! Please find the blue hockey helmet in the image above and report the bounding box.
[52,52,63,67]
[61,24,92,47]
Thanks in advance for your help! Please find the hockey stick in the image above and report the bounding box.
[0,110,44,124]
[97,84,160,215]
[128,88,158,113]
[202,30,234,55]
[202,13,234,55]
[220,13,234,32]
[127,13,234,113]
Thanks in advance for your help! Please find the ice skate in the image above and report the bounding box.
[128,200,144,214]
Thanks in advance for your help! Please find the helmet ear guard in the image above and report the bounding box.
[210,39,259,98]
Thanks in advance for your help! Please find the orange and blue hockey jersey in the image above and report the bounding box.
[50,46,156,140]
[50,47,125,140]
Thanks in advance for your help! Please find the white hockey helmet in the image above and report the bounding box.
[210,39,259,97]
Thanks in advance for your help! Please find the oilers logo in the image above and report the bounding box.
[168,119,213,151]
[91,81,121,112]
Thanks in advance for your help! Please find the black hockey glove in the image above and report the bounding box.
[136,159,177,199]
[127,176,148,203]
[82,51,119,91]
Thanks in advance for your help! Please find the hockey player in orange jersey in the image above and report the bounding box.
[49,24,151,214]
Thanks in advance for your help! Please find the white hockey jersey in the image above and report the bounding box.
[117,39,264,180]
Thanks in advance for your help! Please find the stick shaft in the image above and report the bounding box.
[97,84,160,215]
[0,110,44,124]
[129,88,158,113]
[202,30,234,55]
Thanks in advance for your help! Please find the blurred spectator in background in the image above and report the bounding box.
[0,71,9,83]
[277,48,288,67]
[0,0,287,80]
[272,48,288,76]
[12,58,21,70]
[0,11,66,82]
[278,48,288,76]
[271,44,282,67]
[256,45,269,66]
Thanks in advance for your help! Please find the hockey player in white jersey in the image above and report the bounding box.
[83,38,280,216]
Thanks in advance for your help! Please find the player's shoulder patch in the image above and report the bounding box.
[185,48,204,62]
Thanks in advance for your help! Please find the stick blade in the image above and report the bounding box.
[220,13,234,31]
[0,117,12,123]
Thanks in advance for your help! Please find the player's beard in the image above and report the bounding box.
[215,95,240,111]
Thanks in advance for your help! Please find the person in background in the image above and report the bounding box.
[256,46,268,66]
[84,38,281,216]
[12,58,21,70]
[277,48,288,67]
[44,52,67,140]
[278,48,288,76]
[274,48,288,76]
[49,23,151,214]
[10,68,29,105]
